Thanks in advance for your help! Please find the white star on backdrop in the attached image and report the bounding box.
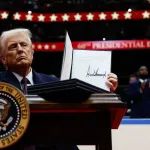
[26,14,33,21]
[99,12,107,20]
[111,12,119,19]
[50,14,57,21]
[86,13,94,20]
[74,13,82,21]
[44,45,49,50]
[124,12,132,19]
[37,45,42,49]
[1,12,9,19]
[62,14,69,21]
[142,11,150,18]
[51,45,56,49]
[13,12,21,20]
[38,14,45,21]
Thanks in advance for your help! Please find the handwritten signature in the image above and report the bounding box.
[86,66,106,77]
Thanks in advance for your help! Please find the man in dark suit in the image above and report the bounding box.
[0,28,118,150]
[125,66,150,118]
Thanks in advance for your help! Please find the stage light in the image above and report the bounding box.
[128,8,132,12]
[28,10,32,14]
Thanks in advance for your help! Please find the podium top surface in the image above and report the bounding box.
[26,93,126,129]
[27,78,110,102]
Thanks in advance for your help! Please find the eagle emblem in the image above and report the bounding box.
[0,82,30,149]
[0,99,13,131]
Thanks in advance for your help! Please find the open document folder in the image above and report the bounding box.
[61,31,112,91]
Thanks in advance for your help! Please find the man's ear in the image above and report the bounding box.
[1,55,7,66]
[32,44,34,50]
[32,50,34,58]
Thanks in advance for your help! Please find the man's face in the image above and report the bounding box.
[2,33,33,69]
[139,66,148,76]
[138,66,148,79]
[129,76,137,83]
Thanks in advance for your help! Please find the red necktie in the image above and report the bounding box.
[141,81,146,92]
[21,78,29,95]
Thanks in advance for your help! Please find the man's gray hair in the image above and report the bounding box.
[0,28,32,55]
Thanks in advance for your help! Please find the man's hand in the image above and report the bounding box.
[106,73,118,92]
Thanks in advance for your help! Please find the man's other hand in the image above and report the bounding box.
[106,73,118,92]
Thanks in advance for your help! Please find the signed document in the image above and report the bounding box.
[71,50,112,91]
[60,31,112,91]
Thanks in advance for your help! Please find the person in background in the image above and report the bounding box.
[125,66,150,118]
[0,28,118,150]
[124,73,137,116]
[129,73,137,83]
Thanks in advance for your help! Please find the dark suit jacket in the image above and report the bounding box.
[0,70,59,91]
[125,78,150,118]
[0,70,79,150]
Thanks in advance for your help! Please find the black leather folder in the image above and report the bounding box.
[27,79,110,102]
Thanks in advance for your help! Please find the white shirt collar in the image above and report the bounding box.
[139,78,147,83]
[12,68,34,85]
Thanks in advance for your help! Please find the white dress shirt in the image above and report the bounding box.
[139,78,147,83]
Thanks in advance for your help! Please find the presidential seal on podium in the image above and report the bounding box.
[0,82,30,149]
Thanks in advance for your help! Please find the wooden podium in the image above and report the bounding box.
[7,93,126,150]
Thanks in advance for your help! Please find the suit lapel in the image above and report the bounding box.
[2,70,43,89]
[32,70,43,84]
[3,70,22,91]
